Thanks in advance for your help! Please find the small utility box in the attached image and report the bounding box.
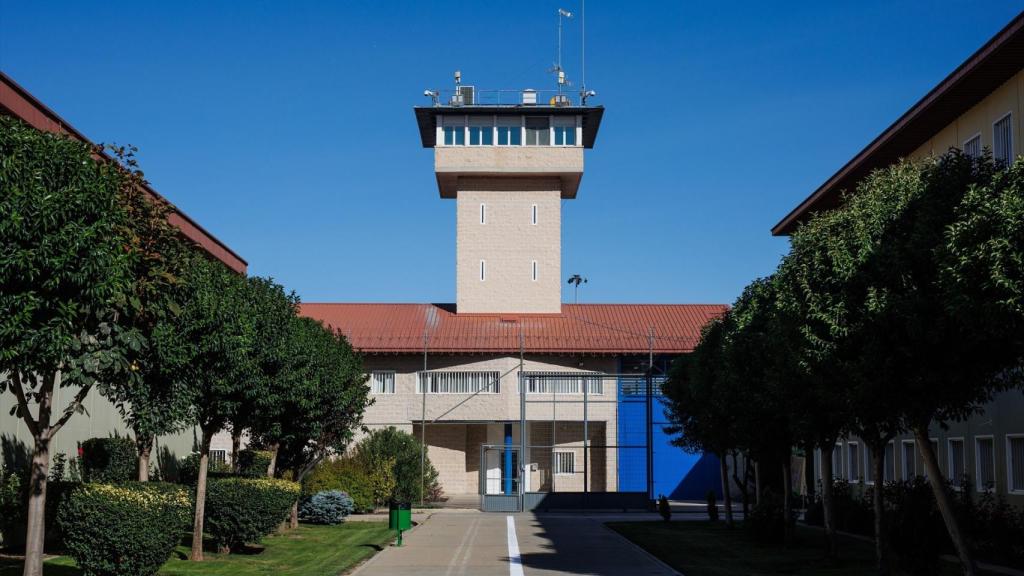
[388,501,412,546]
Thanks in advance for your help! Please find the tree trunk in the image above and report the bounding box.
[190,431,213,561]
[719,453,734,528]
[820,444,838,559]
[782,458,793,547]
[266,442,279,478]
[22,436,51,576]
[231,428,242,473]
[289,500,299,529]
[804,441,816,503]
[731,451,750,518]
[914,426,975,576]
[137,433,153,482]
[870,442,889,575]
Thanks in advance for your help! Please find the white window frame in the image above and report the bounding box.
[440,115,467,147]
[416,370,501,394]
[847,441,860,482]
[520,371,604,395]
[480,203,486,225]
[553,451,576,475]
[468,115,495,147]
[993,112,1013,164]
[531,204,538,225]
[496,116,523,146]
[369,370,396,395]
[1007,434,1024,494]
[210,449,228,466]
[947,437,966,490]
[974,435,995,493]
[901,439,917,480]
[525,116,551,146]
[480,260,486,281]
[552,116,578,147]
[963,132,982,159]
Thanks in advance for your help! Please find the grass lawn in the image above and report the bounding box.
[0,522,393,576]
[607,521,994,576]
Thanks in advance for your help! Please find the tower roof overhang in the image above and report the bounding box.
[414,105,605,149]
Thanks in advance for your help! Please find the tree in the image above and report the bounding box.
[663,317,737,527]
[171,257,256,561]
[95,144,196,481]
[0,117,142,576]
[272,316,370,527]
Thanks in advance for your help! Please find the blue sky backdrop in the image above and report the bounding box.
[2,1,1022,305]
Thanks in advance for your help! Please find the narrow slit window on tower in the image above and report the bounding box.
[497,117,522,146]
[480,260,486,281]
[531,204,537,225]
[480,203,486,224]
[532,260,538,281]
[525,116,550,146]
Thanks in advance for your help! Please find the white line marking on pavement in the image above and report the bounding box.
[506,515,524,576]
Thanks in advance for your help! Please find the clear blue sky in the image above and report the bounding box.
[2,1,1021,305]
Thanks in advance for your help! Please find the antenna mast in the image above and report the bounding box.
[556,8,572,94]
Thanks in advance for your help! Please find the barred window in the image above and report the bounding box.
[210,449,228,466]
[521,371,603,394]
[964,134,982,159]
[553,451,575,475]
[902,440,916,480]
[948,438,966,487]
[370,371,395,394]
[831,444,843,480]
[417,371,500,394]
[976,437,995,491]
[1007,436,1024,493]
[994,113,1013,165]
[847,442,860,482]
[884,442,895,483]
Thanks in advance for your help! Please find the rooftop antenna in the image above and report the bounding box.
[579,0,596,105]
[556,8,572,94]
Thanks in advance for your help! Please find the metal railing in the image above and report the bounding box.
[424,88,590,107]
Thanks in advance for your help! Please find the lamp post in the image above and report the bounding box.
[567,274,587,304]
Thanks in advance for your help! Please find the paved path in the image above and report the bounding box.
[353,510,678,576]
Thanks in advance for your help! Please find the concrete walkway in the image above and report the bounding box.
[352,510,678,576]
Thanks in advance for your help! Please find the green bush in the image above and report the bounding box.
[299,490,354,525]
[353,427,442,503]
[303,458,376,512]
[0,472,79,552]
[80,438,137,483]
[204,477,300,552]
[176,452,231,485]
[0,463,21,547]
[57,482,190,576]
[236,449,273,478]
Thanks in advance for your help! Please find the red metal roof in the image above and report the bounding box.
[298,303,727,355]
[0,71,247,273]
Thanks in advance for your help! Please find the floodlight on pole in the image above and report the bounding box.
[567,274,588,304]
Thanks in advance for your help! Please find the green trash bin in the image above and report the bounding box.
[388,501,412,546]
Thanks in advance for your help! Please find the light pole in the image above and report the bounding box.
[567,274,587,304]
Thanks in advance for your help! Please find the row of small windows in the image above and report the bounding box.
[963,112,1014,164]
[441,116,578,147]
[478,260,538,282]
[479,203,538,225]
[817,435,1024,493]
[367,370,606,396]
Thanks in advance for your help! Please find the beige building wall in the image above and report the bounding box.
[456,187,562,314]
[910,69,1023,160]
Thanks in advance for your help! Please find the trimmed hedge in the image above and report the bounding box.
[176,452,232,485]
[80,437,137,483]
[205,477,300,552]
[299,490,354,525]
[57,482,190,576]
[236,449,273,478]
[303,458,375,513]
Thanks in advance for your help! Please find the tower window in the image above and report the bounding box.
[497,117,521,146]
[532,260,538,281]
[525,116,550,146]
[469,116,494,146]
[531,204,537,225]
[994,113,1013,165]
[442,116,466,146]
[553,118,577,146]
[480,203,486,224]
[480,260,486,281]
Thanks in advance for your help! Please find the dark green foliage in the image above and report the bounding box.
[706,490,719,522]
[884,478,948,575]
[0,463,22,547]
[804,479,873,535]
[353,427,441,503]
[657,495,670,522]
[302,458,375,513]
[236,449,273,478]
[0,469,80,552]
[204,477,300,552]
[175,453,231,486]
[745,490,786,544]
[57,482,190,576]
[299,490,354,525]
[80,437,138,483]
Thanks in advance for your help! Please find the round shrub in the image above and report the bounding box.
[176,453,232,485]
[204,477,300,552]
[57,482,190,576]
[236,449,273,478]
[299,490,354,525]
[303,458,375,513]
[80,438,137,483]
[354,427,442,503]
